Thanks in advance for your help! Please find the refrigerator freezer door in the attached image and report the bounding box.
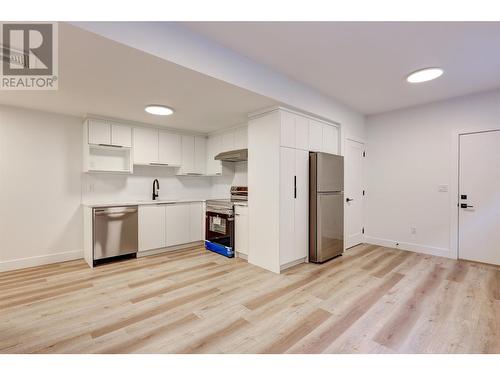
[312,192,344,262]
[317,153,344,193]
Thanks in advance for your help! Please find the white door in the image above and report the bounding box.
[345,139,365,249]
[459,130,500,265]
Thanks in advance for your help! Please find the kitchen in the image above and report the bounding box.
[1,18,500,360]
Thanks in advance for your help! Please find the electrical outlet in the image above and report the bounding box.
[438,184,448,192]
[410,226,416,235]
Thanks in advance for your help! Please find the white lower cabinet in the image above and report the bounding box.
[138,205,166,252]
[165,203,191,247]
[235,205,249,256]
[189,202,204,242]
[138,202,204,252]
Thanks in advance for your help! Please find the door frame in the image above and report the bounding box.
[344,137,365,250]
[450,126,500,260]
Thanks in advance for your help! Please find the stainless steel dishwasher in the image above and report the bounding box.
[93,206,138,264]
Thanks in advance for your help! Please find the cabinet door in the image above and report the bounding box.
[111,124,132,147]
[159,131,182,166]
[194,136,206,175]
[234,126,248,149]
[309,119,323,152]
[138,205,166,252]
[179,135,195,174]
[165,203,191,246]
[295,116,309,151]
[235,205,249,255]
[189,202,203,242]
[294,149,309,260]
[206,135,222,175]
[88,120,111,145]
[280,111,295,148]
[279,147,296,266]
[221,131,235,152]
[322,124,338,155]
[133,127,158,164]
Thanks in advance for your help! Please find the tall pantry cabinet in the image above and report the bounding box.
[248,108,339,273]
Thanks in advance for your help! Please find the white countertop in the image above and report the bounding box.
[82,198,208,208]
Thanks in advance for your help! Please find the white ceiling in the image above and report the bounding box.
[183,22,500,114]
[0,23,277,133]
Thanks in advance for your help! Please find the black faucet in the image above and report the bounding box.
[152,179,159,200]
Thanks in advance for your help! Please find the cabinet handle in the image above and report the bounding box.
[294,175,297,199]
[98,143,123,148]
[149,162,169,166]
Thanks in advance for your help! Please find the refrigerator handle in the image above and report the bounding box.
[294,175,297,199]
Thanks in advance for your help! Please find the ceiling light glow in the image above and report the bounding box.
[406,68,444,83]
[145,105,174,116]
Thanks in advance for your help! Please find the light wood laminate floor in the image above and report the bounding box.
[0,244,499,354]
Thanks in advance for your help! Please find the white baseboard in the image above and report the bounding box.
[280,257,307,272]
[137,241,203,258]
[364,236,455,259]
[0,250,83,273]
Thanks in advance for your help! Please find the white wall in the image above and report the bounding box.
[72,22,366,148]
[365,89,500,258]
[0,105,83,271]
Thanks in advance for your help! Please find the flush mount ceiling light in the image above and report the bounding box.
[406,67,444,83]
[145,105,174,116]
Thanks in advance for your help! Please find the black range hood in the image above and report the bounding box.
[214,148,248,162]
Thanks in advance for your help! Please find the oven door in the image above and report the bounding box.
[205,210,234,250]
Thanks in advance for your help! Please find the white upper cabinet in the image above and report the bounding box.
[158,130,182,166]
[194,136,206,175]
[322,124,339,155]
[88,120,131,147]
[133,127,159,165]
[206,134,222,176]
[110,123,132,147]
[280,110,296,148]
[179,135,195,174]
[308,119,323,152]
[280,112,309,151]
[295,116,309,151]
[234,126,248,149]
[88,120,111,145]
[222,131,235,152]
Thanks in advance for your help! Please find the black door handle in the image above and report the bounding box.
[346,198,354,202]
[460,203,474,208]
[294,176,297,199]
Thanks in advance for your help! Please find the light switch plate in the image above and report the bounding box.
[438,184,448,192]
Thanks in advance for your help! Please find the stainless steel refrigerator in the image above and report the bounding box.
[309,152,344,263]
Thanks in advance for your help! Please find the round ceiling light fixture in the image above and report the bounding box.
[406,67,444,83]
[145,105,174,116]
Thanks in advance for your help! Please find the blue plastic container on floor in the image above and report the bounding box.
[205,240,234,258]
